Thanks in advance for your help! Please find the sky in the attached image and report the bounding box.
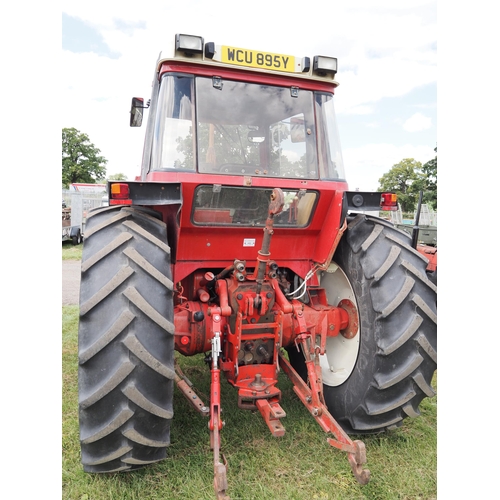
[61,0,437,191]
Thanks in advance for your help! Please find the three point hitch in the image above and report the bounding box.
[173,188,370,499]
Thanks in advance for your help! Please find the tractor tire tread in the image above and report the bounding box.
[78,206,174,472]
[322,214,437,434]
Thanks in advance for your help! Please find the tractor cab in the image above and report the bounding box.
[131,34,344,183]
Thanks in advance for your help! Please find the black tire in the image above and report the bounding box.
[72,229,82,245]
[288,214,437,434]
[78,205,175,472]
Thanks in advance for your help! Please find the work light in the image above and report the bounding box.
[175,34,204,55]
[313,55,338,76]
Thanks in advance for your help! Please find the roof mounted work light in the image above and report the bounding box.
[313,55,338,76]
[175,34,204,55]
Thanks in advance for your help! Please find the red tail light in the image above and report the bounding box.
[110,183,132,205]
[380,192,397,211]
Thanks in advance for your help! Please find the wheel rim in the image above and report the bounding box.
[318,262,360,387]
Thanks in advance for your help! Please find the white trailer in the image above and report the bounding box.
[62,191,84,244]
[62,184,108,244]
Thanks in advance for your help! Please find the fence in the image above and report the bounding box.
[62,189,106,213]
[390,203,437,227]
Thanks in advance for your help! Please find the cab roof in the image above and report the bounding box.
[155,33,339,87]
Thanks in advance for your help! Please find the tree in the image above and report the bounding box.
[62,128,107,188]
[108,173,128,181]
[421,147,437,210]
[378,158,423,212]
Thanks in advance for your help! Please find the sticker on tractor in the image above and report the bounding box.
[243,238,256,247]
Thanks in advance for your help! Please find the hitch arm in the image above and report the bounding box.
[209,312,231,500]
[174,360,210,416]
[279,351,371,485]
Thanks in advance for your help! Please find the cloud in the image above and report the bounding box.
[62,13,120,58]
[403,112,432,132]
[336,49,436,114]
[343,105,375,115]
[342,143,435,191]
[62,2,437,100]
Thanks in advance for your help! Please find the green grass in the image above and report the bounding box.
[63,305,437,500]
[62,241,83,260]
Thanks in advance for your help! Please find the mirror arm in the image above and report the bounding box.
[136,99,151,109]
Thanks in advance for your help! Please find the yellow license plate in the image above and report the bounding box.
[220,45,296,73]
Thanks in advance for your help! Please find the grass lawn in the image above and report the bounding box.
[63,305,437,500]
[62,241,83,260]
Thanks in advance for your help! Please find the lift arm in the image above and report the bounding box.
[279,350,370,485]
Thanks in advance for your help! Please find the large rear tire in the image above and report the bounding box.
[289,214,437,434]
[78,206,175,471]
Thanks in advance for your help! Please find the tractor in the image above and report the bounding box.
[77,33,437,499]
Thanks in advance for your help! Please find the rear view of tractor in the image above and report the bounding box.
[77,34,437,499]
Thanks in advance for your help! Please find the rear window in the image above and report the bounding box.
[192,185,317,227]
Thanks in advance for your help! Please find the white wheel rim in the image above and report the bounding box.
[318,262,360,386]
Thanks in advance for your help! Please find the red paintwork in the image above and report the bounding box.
[173,275,350,358]
[146,172,348,283]
[157,62,338,93]
[417,244,437,272]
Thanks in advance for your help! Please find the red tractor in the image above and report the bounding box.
[78,34,437,499]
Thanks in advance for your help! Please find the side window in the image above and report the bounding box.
[151,74,195,171]
[315,93,345,180]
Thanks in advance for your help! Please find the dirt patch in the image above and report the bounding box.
[62,260,81,305]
